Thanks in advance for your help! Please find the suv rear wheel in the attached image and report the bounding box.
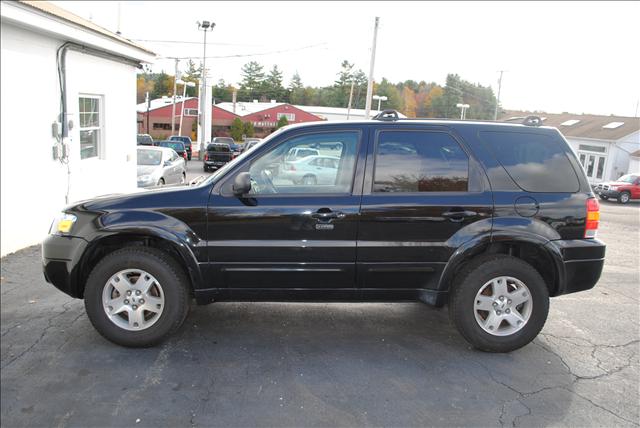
[448,254,549,353]
[84,247,190,347]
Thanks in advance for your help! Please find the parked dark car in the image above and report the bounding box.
[42,113,605,352]
[203,143,233,172]
[155,140,187,162]
[136,134,154,146]
[211,137,239,157]
[168,136,193,160]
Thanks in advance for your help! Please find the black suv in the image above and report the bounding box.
[43,114,605,352]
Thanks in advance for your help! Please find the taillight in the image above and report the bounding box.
[585,198,600,238]
[183,152,187,159]
[204,154,208,161]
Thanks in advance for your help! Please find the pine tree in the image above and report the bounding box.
[264,65,285,101]
[230,118,244,141]
[277,115,289,129]
[243,121,255,138]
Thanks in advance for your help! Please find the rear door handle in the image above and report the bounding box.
[442,210,477,222]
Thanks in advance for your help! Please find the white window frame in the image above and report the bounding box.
[277,112,295,121]
[184,108,198,116]
[78,95,104,160]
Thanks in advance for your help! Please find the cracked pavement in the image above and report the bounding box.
[1,201,639,427]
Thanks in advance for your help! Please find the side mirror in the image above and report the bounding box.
[233,172,251,196]
[163,160,171,167]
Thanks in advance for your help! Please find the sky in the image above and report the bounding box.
[53,1,640,117]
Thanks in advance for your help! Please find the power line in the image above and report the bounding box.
[131,39,264,47]
[159,43,328,60]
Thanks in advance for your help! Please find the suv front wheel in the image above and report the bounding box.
[84,247,190,347]
[448,254,549,353]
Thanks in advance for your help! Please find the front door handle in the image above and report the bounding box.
[442,210,477,222]
[311,210,345,221]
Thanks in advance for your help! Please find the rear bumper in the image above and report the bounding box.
[42,234,88,299]
[545,239,606,296]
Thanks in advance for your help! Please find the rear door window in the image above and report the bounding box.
[373,131,469,192]
[479,131,579,192]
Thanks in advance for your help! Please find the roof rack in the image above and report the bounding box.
[372,110,400,121]
[372,109,544,127]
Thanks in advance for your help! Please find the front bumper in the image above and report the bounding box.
[42,234,88,299]
[595,189,620,198]
[545,239,606,296]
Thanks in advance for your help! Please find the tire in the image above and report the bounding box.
[203,166,209,173]
[302,174,317,185]
[618,191,631,204]
[188,154,192,161]
[448,254,549,353]
[84,247,190,347]
[157,178,165,186]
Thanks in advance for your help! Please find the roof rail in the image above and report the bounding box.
[522,115,543,127]
[372,109,400,121]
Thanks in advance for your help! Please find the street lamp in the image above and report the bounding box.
[197,20,215,157]
[372,94,388,112]
[177,80,196,137]
[456,103,470,120]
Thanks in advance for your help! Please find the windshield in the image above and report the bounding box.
[137,149,162,166]
[214,138,235,145]
[617,174,637,183]
[159,141,184,151]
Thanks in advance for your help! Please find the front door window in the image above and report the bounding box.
[248,132,360,195]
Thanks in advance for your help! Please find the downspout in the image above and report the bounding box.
[56,42,142,203]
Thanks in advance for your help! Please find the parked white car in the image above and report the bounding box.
[137,146,187,188]
[280,155,341,185]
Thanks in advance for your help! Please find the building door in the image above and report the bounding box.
[578,152,606,183]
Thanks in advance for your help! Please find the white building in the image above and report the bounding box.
[503,111,640,185]
[1,1,155,256]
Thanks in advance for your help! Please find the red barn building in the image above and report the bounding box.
[136,98,324,140]
[136,97,240,140]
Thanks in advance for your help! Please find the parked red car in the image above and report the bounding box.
[595,173,640,204]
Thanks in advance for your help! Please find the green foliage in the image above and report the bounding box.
[238,61,265,101]
[150,71,174,99]
[243,121,255,138]
[277,115,289,129]
[182,60,202,97]
[230,118,244,141]
[264,65,286,101]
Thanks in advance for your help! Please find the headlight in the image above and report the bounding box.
[138,175,153,182]
[609,185,619,190]
[49,213,77,235]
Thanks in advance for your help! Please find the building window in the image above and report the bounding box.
[152,123,178,130]
[79,96,102,159]
[277,112,296,121]
[184,108,198,116]
[578,144,606,153]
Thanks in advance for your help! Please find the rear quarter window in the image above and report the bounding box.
[479,131,580,192]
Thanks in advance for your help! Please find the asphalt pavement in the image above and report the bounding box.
[1,198,638,427]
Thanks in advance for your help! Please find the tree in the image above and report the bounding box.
[289,71,306,105]
[402,86,417,118]
[150,71,174,99]
[182,60,202,97]
[264,65,285,101]
[239,61,265,100]
[230,117,244,141]
[243,121,255,138]
[136,74,154,104]
[212,79,232,103]
[277,115,289,129]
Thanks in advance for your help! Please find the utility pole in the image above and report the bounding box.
[145,91,150,133]
[346,80,355,120]
[493,70,505,121]
[457,103,470,119]
[171,58,179,135]
[364,17,380,119]
[197,20,215,156]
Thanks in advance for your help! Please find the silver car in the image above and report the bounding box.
[137,146,187,188]
[280,155,341,185]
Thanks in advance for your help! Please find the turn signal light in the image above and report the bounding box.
[585,198,600,238]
